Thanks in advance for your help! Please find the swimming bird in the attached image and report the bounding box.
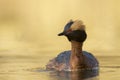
[46,20,99,71]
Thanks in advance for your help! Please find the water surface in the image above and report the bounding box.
[0,50,119,80]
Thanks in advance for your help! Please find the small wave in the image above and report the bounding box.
[25,67,99,73]
[100,66,120,68]
[24,67,52,72]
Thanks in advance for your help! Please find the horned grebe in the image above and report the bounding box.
[46,20,99,71]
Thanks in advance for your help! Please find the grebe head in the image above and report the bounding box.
[58,20,87,42]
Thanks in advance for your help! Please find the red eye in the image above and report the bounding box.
[67,29,72,33]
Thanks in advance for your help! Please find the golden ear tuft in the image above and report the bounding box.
[79,25,85,30]
[70,20,85,30]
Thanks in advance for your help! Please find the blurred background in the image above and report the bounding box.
[0,0,120,56]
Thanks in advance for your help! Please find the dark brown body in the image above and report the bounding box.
[46,41,98,71]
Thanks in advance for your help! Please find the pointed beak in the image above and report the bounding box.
[58,29,72,36]
[58,32,65,36]
[58,20,73,36]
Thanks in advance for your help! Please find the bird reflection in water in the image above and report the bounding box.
[49,69,99,80]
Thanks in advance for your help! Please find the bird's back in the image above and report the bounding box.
[46,50,98,71]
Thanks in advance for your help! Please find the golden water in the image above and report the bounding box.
[0,50,120,80]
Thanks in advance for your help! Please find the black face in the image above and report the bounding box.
[58,21,87,42]
[65,30,87,42]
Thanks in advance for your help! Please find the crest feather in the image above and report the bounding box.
[70,20,85,30]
